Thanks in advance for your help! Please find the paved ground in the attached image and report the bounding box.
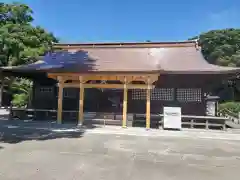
[1,122,240,180]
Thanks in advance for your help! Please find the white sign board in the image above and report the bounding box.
[163,107,181,129]
[206,101,215,116]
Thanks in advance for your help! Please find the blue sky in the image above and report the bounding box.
[3,0,240,43]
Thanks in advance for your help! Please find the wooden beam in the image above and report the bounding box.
[62,83,155,89]
[47,73,57,80]
[48,73,159,84]
[78,76,84,125]
[146,77,151,129]
[122,77,127,128]
[48,72,159,77]
[83,75,125,82]
[57,76,64,124]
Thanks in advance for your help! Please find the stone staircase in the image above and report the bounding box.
[219,109,240,129]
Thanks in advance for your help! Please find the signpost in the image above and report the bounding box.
[206,101,216,116]
[163,107,181,130]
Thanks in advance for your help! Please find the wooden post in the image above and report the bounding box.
[146,77,151,129]
[78,76,84,125]
[190,119,194,128]
[57,77,64,124]
[8,103,13,120]
[0,76,3,107]
[122,77,127,128]
[205,119,209,130]
[223,121,226,131]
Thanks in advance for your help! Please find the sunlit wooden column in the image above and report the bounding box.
[57,76,64,124]
[122,77,128,128]
[78,76,85,125]
[146,77,151,129]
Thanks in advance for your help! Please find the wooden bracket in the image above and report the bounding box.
[49,73,159,84]
[143,75,159,85]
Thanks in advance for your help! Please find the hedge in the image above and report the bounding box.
[219,102,240,116]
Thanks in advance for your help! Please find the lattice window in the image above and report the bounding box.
[151,88,174,101]
[38,87,53,93]
[63,88,77,98]
[132,88,174,101]
[176,88,202,102]
[36,86,53,97]
[132,89,146,100]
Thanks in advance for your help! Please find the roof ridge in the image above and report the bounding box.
[54,40,197,49]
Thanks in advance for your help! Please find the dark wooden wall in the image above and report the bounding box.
[31,74,221,116]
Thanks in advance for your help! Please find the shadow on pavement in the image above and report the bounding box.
[0,119,100,144]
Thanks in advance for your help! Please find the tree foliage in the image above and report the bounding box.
[0,2,58,66]
[10,78,32,107]
[190,28,240,67]
[190,28,240,102]
[219,101,240,116]
[0,2,58,107]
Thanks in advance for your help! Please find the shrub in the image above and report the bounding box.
[12,93,29,108]
[219,101,240,115]
[10,78,32,108]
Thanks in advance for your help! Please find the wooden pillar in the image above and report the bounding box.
[122,77,128,128]
[78,76,85,125]
[57,77,64,124]
[146,77,151,129]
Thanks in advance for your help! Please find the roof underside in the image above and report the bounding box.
[1,41,240,76]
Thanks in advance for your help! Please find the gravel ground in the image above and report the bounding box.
[0,123,240,180]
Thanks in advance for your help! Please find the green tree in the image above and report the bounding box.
[0,2,58,107]
[190,28,240,102]
[10,78,32,107]
[0,2,58,66]
[190,28,240,67]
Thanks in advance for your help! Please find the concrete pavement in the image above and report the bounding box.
[0,124,240,179]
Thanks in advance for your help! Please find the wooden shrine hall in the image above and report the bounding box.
[1,41,240,129]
